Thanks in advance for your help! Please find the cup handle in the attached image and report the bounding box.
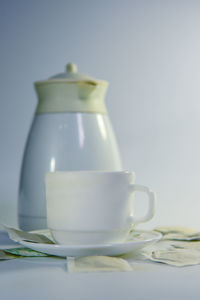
[129,184,156,225]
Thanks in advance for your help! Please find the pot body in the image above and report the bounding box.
[18,112,122,230]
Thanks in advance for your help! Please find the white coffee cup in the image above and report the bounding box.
[45,171,156,245]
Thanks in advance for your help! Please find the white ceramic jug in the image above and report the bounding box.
[18,63,122,230]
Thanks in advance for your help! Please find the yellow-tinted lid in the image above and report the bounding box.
[35,63,107,86]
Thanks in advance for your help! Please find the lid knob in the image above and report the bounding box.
[66,63,78,74]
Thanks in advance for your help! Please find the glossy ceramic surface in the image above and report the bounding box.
[18,113,122,230]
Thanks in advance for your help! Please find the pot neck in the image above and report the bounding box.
[35,82,108,114]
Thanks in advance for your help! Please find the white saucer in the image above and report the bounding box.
[18,231,162,257]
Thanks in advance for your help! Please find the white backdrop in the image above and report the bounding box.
[1,0,200,229]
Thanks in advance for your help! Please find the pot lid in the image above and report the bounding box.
[35,63,107,86]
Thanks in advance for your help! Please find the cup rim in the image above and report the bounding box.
[45,170,135,178]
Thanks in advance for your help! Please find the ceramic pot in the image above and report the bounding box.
[18,63,122,230]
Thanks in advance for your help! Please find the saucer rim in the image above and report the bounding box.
[19,230,162,249]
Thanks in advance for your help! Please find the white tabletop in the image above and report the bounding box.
[0,231,200,300]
